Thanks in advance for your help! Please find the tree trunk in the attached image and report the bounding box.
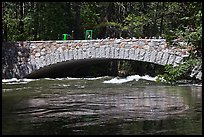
[142,2,150,37]
[74,2,81,39]
[33,2,38,40]
[2,2,8,41]
[160,2,165,36]
[67,2,72,33]
[19,2,24,40]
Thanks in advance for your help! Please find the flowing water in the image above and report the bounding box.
[2,75,202,135]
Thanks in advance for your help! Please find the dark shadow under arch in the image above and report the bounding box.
[25,58,165,79]
[25,58,115,78]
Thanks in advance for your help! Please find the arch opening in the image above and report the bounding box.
[25,58,165,79]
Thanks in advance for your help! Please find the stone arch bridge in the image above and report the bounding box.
[2,38,191,79]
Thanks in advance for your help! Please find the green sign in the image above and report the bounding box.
[63,34,68,40]
[63,34,72,40]
[85,30,93,40]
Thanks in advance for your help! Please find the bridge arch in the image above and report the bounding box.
[2,39,189,79]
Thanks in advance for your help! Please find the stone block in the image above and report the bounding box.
[27,63,34,74]
[40,56,45,67]
[86,48,91,58]
[39,56,45,68]
[78,49,83,59]
[99,46,105,58]
[161,52,170,65]
[139,49,146,60]
[134,48,140,60]
[59,52,65,62]
[91,47,96,58]
[82,48,88,59]
[56,52,61,63]
[167,54,176,65]
[24,65,29,76]
[105,47,111,58]
[196,71,202,80]
[51,52,57,63]
[45,54,51,66]
[118,48,124,59]
[114,39,121,44]
[50,53,55,65]
[63,51,68,61]
[150,50,157,63]
[129,48,135,60]
[35,52,41,57]
[173,56,183,66]
[95,47,100,58]
[68,50,74,60]
[114,48,120,59]
[144,50,151,62]
[124,49,129,59]
[35,58,40,69]
[57,47,63,52]
[110,47,115,58]
[155,52,164,65]
[73,49,78,59]
[29,58,35,65]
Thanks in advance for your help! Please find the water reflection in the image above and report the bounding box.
[15,87,199,133]
[2,79,202,135]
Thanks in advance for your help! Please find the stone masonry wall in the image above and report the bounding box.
[2,38,199,79]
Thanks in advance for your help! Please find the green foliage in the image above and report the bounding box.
[156,58,202,84]
[161,3,202,46]
[81,3,100,30]
[2,2,202,45]
[122,14,148,37]
[95,22,121,28]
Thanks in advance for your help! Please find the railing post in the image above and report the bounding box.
[63,34,68,40]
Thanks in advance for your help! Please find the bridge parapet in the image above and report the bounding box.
[25,39,189,55]
[2,39,194,79]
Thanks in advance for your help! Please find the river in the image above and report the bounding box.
[2,75,202,135]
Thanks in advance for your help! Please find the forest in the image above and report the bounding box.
[2,2,202,83]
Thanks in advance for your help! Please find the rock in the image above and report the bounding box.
[196,71,202,80]
[35,53,41,57]
[115,39,121,44]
